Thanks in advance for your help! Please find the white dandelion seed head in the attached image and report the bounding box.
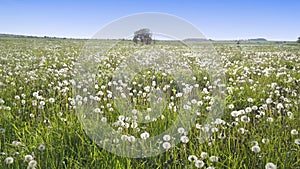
[49,98,55,103]
[211,127,218,133]
[265,162,277,169]
[38,144,45,151]
[266,98,272,104]
[12,141,22,147]
[291,129,298,135]
[140,132,150,140]
[101,117,107,123]
[209,156,219,162]
[228,104,235,109]
[245,107,252,113]
[163,135,171,141]
[266,117,274,122]
[145,115,151,121]
[162,142,171,150]
[200,152,208,159]
[241,115,250,123]
[247,98,253,103]
[231,111,240,117]
[262,138,269,144]
[131,122,138,128]
[252,141,259,146]
[121,135,128,141]
[180,136,189,143]
[188,155,198,162]
[238,128,245,134]
[195,160,205,168]
[24,154,34,162]
[28,160,37,168]
[4,157,14,164]
[276,103,283,109]
[177,127,185,134]
[127,136,136,142]
[251,145,261,153]
[252,105,258,110]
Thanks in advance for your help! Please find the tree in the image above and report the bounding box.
[133,28,152,45]
[297,37,300,43]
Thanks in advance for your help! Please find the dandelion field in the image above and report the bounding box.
[0,37,299,169]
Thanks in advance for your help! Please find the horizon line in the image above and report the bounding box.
[0,32,298,42]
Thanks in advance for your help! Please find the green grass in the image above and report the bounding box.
[0,37,299,169]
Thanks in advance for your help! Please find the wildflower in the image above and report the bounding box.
[218,133,226,139]
[209,156,219,162]
[252,141,259,146]
[162,142,171,149]
[32,100,37,106]
[163,135,171,141]
[295,139,300,145]
[4,157,14,164]
[118,115,125,121]
[251,145,261,153]
[252,105,258,110]
[188,155,198,162]
[247,98,253,103]
[101,117,107,123]
[211,127,218,133]
[39,101,45,106]
[127,136,136,142]
[239,128,246,134]
[262,138,269,144]
[276,103,283,109]
[265,162,277,169]
[121,135,128,141]
[195,160,205,168]
[241,115,250,123]
[231,111,239,117]
[177,127,185,134]
[49,98,55,103]
[266,117,274,122]
[291,129,298,135]
[245,107,252,113]
[12,141,22,147]
[28,160,37,169]
[38,144,45,151]
[200,152,208,159]
[228,104,234,109]
[144,115,151,121]
[131,122,138,128]
[266,98,272,104]
[180,136,189,143]
[24,155,34,162]
[15,95,20,100]
[140,132,150,140]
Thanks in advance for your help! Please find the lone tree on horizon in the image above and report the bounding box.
[133,28,152,45]
[297,37,300,43]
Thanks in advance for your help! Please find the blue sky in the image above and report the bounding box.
[0,0,299,40]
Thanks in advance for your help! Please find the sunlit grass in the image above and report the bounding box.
[0,37,299,168]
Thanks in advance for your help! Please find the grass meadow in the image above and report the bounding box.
[0,37,299,169]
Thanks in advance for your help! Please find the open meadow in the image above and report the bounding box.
[0,37,299,169]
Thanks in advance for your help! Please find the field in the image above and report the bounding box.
[0,37,299,169]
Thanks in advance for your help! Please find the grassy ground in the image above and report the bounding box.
[0,37,299,169]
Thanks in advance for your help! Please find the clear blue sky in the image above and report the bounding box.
[1,0,299,40]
